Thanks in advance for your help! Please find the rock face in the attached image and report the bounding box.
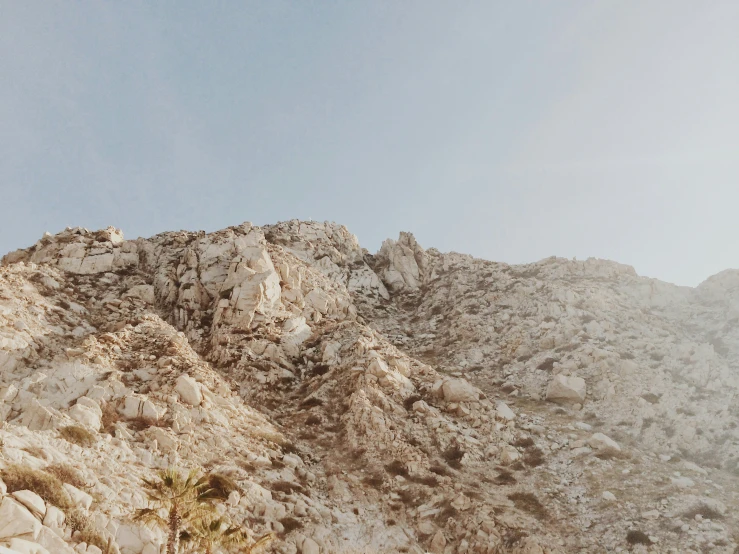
[1,221,739,553]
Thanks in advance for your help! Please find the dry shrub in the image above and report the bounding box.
[310,364,330,377]
[508,491,548,520]
[512,436,535,448]
[279,517,304,535]
[408,474,439,487]
[22,446,48,459]
[271,481,304,495]
[442,446,465,469]
[682,503,724,521]
[385,460,409,478]
[207,473,239,498]
[304,415,321,426]
[429,464,450,476]
[127,416,168,431]
[59,425,97,447]
[67,509,107,550]
[362,474,385,489]
[397,489,420,506]
[536,358,557,371]
[436,498,458,522]
[44,464,88,489]
[626,530,652,546]
[595,449,629,461]
[101,403,121,434]
[403,395,423,411]
[495,470,517,485]
[1,464,73,510]
[523,447,546,467]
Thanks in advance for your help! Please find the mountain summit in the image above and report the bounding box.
[1,220,737,553]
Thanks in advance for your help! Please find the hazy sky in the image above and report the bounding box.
[2,1,738,286]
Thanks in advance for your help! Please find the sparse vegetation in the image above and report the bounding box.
[135,467,228,554]
[682,503,724,521]
[59,425,97,447]
[442,446,465,469]
[44,463,88,489]
[385,460,409,477]
[1,464,73,510]
[182,516,273,554]
[362,474,385,489]
[403,394,423,411]
[207,473,240,498]
[523,447,546,467]
[626,530,652,545]
[508,491,548,520]
[67,509,108,551]
[278,517,304,535]
[536,358,557,371]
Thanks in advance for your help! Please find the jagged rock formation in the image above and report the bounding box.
[0,220,738,554]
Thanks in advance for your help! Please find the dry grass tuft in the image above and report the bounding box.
[59,425,97,447]
[1,464,73,510]
[626,530,652,546]
[207,473,240,498]
[44,464,88,489]
[101,403,122,435]
[67,509,108,550]
[362,474,385,489]
[385,460,409,478]
[682,503,724,521]
[279,517,304,535]
[508,491,548,520]
[523,447,546,467]
[442,446,465,469]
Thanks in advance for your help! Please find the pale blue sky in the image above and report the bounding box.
[2,1,738,286]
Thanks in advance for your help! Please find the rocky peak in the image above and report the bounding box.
[1,220,739,553]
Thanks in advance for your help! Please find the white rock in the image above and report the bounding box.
[546,375,586,403]
[63,484,93,511]
[42,506,65,530]
[441,379,480,402]
[496,402,516,421]
[301,537,320,554]
[125,284,155,304]
[36,526,76,554]
[588,433,621,452]
[6,539,49,554]
[11,491,46,518]
[175,375,202,406]
[0,497,42,540]
[68,403,102,430]
[671,476,695,489]
[602,491,616,501]
[500,446,520,465]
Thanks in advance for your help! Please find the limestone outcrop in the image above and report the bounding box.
[0,221,738,553]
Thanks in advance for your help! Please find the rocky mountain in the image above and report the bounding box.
[0,220,738,554]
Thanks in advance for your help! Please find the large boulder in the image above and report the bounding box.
[0,497,41,541]
[175,375,202,406]
[10,491,45,518]
[440,379,481,403]
[546,375,586,403]
[588,433,621,452]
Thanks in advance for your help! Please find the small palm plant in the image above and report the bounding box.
[182,516,274,554]
[134,468,224,554]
